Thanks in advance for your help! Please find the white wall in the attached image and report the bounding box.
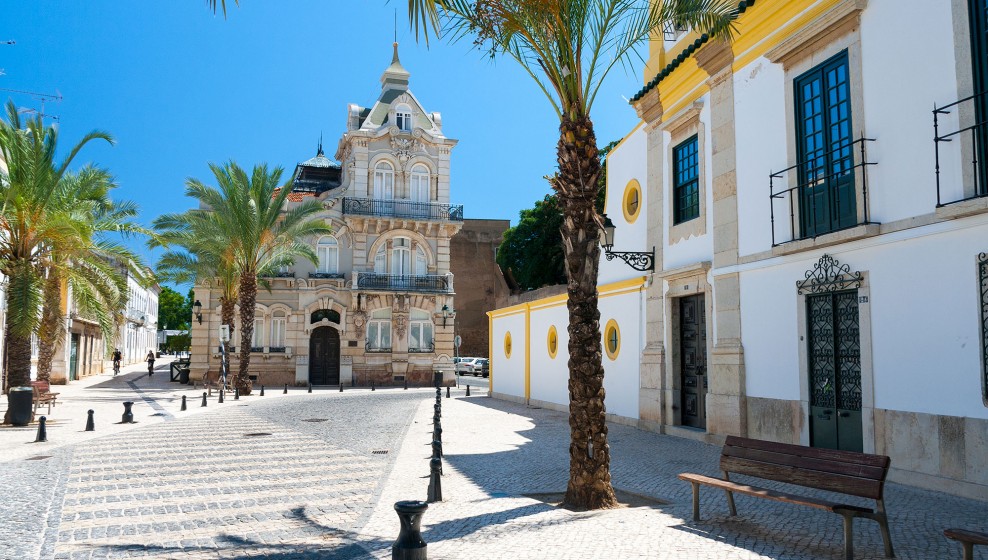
[601,125,649,285]
[528,303,570,406]
[491,310,526,398]
[598,289,644,419]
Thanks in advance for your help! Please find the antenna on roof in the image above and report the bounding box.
[317,132,324,156]
[394,9,397,43]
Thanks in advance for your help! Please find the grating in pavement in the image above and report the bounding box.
[371,450,389,455]
[302,418,329,423]
[243,432,273,437]
[25,455,52,461]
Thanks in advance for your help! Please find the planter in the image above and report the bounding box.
[7,387,34,426]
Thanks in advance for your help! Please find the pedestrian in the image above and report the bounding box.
[112,349,122,376]
[146,350,155,377]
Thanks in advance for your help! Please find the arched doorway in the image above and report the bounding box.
[308,326,340,385]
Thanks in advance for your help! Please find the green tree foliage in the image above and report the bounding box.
[158,286,191,330]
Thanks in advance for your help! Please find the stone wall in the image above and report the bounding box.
[449,219,510,358]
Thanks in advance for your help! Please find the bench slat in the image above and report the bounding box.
[724,445,888,481]
[722,455,885,500]
[678,473,873,513]
[725,436,889,468]
[944,529,988,546]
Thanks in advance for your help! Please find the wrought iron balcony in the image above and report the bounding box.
[269,346,286,353]
[261,271,295,278]
[342,197,464,222]
[308,272,345,279]
[934,91,988,206]
[365,342,392,353]
[769,137,876,246]
[409,343,435,353]
[354,272,453,293]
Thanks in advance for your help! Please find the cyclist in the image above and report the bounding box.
[146,350,155,377]
[112,349,122,376]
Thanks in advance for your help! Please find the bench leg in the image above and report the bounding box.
[722,472,738,516]
[690,482,700,522]
[962,542,974,560]
[841,512,855,560]
[876,513,894,558]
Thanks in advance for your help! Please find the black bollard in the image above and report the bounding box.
[201,392,208,407]
[466,385,471,397]
[434,403,441,417]
[427,457,443,503]
[34,416,47,442]
[446,386,450,399]
[85,409,95,431]
[372,382,376,391]
[433,412,440,424]
[218,390,224,404]
[339,383,343,392]
[436,387,441,399]
[432,438,443,459]
[284,384,288,394]
[392,500,428,560]
[403,378,408,390]
[308,383,312,394]
[122,401,135,424]
[433,425,442,443]
[234,387,239,400]
[260,385,265,396]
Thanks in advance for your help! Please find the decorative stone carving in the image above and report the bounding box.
[391,136,416,164]
[352,311,366,328]
[394,313,408,339]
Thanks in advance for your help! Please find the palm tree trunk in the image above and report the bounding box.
[220,294,236,361]
[555,112,617,511]
[236,272,256,395]
[36,271,64,383]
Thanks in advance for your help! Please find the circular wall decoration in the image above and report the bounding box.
[547,325,558,359]
[603,319,620,361]
[622,179,642,224]
[504,331,513,358]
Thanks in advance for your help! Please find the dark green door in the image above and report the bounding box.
[308,326,340,385]
[795,51,856,238]
[970,0,988,195]
[680,295,707,429]
[807,291,862,452]
[69,334,79,381]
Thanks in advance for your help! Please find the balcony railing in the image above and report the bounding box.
[769,137,876,246]
[308,272,345,279]
[934,91,988,206]
[409,343,435,353]
[261,271,295,278]
[365,342,392,353]
[269,346,286,353]
[354,272,453,293]
[342,197,464,222]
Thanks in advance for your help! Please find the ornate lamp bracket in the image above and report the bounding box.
[603,247,656,272]
[797,254,862,295]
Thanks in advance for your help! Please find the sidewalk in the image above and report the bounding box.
[360,395,988,560]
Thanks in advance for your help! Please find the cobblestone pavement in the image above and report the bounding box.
[3,385,987,559]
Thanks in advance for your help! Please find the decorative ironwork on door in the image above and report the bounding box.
[807,291,862,452]
[680,295,707,429]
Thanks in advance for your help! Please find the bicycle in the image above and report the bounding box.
[113,360,121,376]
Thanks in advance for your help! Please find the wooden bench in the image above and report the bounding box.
[678,436,894,560]
[30,380,59,415]
[198,369,228,394]
[944,528,988,559]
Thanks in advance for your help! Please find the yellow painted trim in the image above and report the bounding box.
[489,301,531,319]
[504,330,513,359]
[603,319,621,361]
[600,276,648,294]
[488,311,494,393]
[528,293,569,311]
[524,303,531,401]
[732,0,839,71]
[622,179,642,224]
[547,325,558,359]
[491,277,647,320]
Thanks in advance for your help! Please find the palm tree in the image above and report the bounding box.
[35,166,147,382]
[0,101,114,393]
[406,0,737,510]
[157,162,330,394]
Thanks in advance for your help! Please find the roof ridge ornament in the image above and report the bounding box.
[317,132,324,156]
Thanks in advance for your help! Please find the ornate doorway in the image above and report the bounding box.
[308,326,340,385]
[679,294,707,429]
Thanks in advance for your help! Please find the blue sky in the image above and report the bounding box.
[1,1,644,274]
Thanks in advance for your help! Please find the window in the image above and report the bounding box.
[795,51,855,237]
[316,236,339,274]
[410,164,430,202]
[392,237,411,275]
[603,319,620,360]
[415,245,427,275]
[673,135,699,224]
[252,318,264,350]
[504,331,513,358]
[409,309,434,351]
[374,161,395,200]
[311,309,340,324]
[271,312,286,349]
[623,179,642,224]
[547,325,558,359]
[367,308,392,350]
[395,104,413,132]
[374,244,387,273]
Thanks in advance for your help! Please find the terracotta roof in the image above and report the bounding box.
[272,187,317,202]
[629,0,755,104]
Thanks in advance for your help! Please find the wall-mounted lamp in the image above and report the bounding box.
[601,214,655,272]
[193,300,203,325]
[442,304,455,328]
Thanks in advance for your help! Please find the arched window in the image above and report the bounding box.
[409,309,433,351]
[410,164,430,202]
[367,308,392,351]
[392,237,411,275]
[316,236,339,274]
[415,245,427,275]
[374,161,394,200]
[395,103,413,132]
[251,317,265,351]
[270,311,286,350]
[374,244,387,273]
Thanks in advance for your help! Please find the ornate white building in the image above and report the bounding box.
[190,44,462,387]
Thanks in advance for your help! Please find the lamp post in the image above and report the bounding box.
[441,304,454,328]
[193,300,203,325]
[600,214,655,272]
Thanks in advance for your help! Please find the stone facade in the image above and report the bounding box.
[449,219,509,358]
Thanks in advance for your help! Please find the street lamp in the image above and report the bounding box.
[600,214,655,272]
[441,304,455,328]
[193,300,203,324]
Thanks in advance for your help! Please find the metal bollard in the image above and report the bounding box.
[308,383,312,394]
[218,390,224,404]
[392,500,428,560]
[284,384,288,394]
[403,378,408,390]
[201,392,208,407]
[180,395,187,411]
[234,387,239,400]
[85,409,95,431]
[427,457,443,503]
[436,387,441,399]
[433,403,441,417]
[433,412,440,425]
[122,401,135,424]
[260,385,265,396]
[372,381,376,391]
[446,386,450,399]
[466,385,471,397]
[34,416,47,442]
[433,425,442,442]
[339,383,343,393]
[432,438,443,459]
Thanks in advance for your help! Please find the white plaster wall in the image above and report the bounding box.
[734,57,788,256]
[490,311,526,399]
[598,289,644,419]
[600,125,649,286]
[528,304,570,407]
[664,97,715,270]
[739,265,801,401]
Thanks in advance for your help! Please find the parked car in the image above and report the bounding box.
[454,357,476,374]
[477,358,489,378]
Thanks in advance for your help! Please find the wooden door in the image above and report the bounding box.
[680,295,707,429]
[308,327,340,385]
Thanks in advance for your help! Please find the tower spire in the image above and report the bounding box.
[317,132,324,156]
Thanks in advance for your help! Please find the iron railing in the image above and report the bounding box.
[355,272,452,293]
[261,271,295,278]
[250,346,264,353]
[269,346,286,353]
[308,272,345,279]
[934,91,988,206]
[769,137,876,246]
[365,343,392,353]
[342,197,464,221]
[409,343,435,353]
